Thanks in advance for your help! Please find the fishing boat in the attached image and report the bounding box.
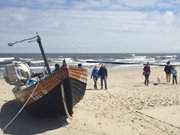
[3,34,87,117]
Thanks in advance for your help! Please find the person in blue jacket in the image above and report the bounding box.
[171,66,177,85]
[91,65,98,89]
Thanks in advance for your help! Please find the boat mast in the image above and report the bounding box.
[36,34,51,74]
[8,33,51,74]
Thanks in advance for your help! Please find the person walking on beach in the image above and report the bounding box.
[91,66,98,89]
[98,64,108,89]
[171,66,177,85]
[143,62,151,86]
[164,61,172,83]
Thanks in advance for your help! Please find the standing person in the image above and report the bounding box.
[98,64,108,89]
[53,63,60,72]
[91,66,98,89]
[164,61,172,83]
[143,62,151,86]
[171,66,177,85]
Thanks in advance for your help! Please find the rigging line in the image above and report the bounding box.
[2,82,39,132]
[8,36,37,46]
[60,84,72,122]
[135,111,180,134]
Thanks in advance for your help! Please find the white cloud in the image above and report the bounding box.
[1,5,180,53]
[163,11,175,25]
[124,0,159,7]
[1,0,180,12]
[11,13,26,21]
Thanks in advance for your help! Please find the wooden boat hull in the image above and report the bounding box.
[13,66,87,116]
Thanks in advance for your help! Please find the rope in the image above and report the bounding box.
[8,35,37,46]
[1,82,39,132]
[135,111,180,132]
[60,84,72,122]
[135,111,171,135]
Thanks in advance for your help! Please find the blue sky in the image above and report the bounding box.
[1,0,180,53]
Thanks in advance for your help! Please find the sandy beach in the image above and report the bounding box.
[0,67,180,135]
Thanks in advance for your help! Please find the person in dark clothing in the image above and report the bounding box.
[53,63,60,72]
[78,63,82,68]
[143,62,151,86]
[98,64,108,89]
[164,61,172,83]
[62,59,67,67]
[91,66,98,89]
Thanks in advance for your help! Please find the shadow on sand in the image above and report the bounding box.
[0,100,68,135]
[86,88,104,91]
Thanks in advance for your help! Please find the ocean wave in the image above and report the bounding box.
[0,54,180,76]
[0,57,15,62]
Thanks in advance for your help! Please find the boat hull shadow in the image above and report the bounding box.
[0,100,68,135]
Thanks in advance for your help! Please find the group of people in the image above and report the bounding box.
[164,61,178,85]
[91,64,108,90]
[54,60,177,88]
[143,61,178,86]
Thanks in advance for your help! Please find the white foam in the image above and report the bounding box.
[30,60,44,64]
[0,57,14,62]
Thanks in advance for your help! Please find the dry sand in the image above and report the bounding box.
[0,67,180,135]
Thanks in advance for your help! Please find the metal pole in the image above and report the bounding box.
[36,35,51,74]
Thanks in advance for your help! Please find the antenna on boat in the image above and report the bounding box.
[36,32,51,74]
[8,33,51,74]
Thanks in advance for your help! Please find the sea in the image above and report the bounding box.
[0,53,180,78]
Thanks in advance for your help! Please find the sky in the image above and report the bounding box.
[1,0,180,53]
